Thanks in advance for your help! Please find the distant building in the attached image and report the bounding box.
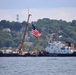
[2,28,11,32]
[0,50,5,53]
[25,42,34,46]
[5,49,12,54]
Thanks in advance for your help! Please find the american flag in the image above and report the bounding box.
[31,24,41,39]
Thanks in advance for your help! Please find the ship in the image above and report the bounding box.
[44,29,76,57]
[44,41,76,57]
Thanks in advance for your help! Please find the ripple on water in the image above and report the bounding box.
[0,57,76,75]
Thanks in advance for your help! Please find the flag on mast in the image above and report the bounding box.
[31,24,41,39]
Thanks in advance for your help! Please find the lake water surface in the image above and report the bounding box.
[0,57,76,75]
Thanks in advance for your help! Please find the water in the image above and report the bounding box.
[0,57,76,75]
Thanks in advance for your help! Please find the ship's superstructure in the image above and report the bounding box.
[45,41,74,54]
[45,29,75,54]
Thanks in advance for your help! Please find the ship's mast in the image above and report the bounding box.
[55,29,59,43]
[18,14,31,55]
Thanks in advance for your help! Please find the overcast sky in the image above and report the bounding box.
[0,0,76,22]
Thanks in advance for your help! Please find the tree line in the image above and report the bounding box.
[0,19,76,50]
